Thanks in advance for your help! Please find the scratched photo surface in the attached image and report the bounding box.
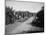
[5,0,44,35]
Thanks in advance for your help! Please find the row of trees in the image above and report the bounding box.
[31,7,44,27]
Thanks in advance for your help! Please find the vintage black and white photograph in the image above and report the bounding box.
[5,0,44,35]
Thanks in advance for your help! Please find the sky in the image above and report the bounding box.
[6,0,44,13]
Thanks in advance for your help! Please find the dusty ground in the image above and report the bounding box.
[5,16,43,35]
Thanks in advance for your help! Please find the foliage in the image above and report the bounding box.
[5,6,14,25]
